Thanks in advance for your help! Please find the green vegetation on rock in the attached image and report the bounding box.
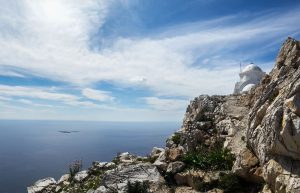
[171,133,181,145]
[69,160,82,178]
[182,145,235,171]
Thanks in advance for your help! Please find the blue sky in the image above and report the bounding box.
[0,0,299,121]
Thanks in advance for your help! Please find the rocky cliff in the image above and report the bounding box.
[28,38,300,193]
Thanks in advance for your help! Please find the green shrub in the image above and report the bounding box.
[146,156,157,163]
[182,146,235,171]
[69,160,83,178]
[171,133,181,145]
[126,181,149,193]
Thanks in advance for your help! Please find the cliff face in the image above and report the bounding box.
[28,38,300,193]
[246,38,300,192]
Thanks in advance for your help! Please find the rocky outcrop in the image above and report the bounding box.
[246,37,300,192]
[101,163,169,193]
[28,153,171,193]
[27,178,56,193]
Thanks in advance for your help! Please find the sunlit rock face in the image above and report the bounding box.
[234,64,266,94]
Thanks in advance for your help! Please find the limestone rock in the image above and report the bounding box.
[153,160,168,172]
[151,147,165,158]
[246,38,300,192]
[102,163,168,192]
[27,177,56,193]
[74,170,89,182]
[174,170,221,187]
[91,186,108,193]
[92,161,116,170]
[57,174,70,185]
[166,161,185,174]
[118,152,137,163]
[166,146,184,161]
[174,186,200,193]
[153,151,168,171]
[232,148,263,183]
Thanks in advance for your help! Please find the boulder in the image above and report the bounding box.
[166,161,185,174]
[101,163,168,192]
[166,146,184,161]
[118,152,137,163]
[74,170,89,182]
[153,160,168,172]
[153,151,168,171]
[232,148,264,183]
[57,174,70,185]
[150,147,165,158]
[27,177,56,193]
[92,161,116,170]
[175,170,220,187]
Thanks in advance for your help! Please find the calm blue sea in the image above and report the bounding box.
[0,120,180,193]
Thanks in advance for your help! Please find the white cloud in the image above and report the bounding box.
[0,70,26,78]
[1,2,299,100]
[0,1,299,120]
[144,97,189,111]
[82,88,114,102]
[0,84,79,102]
[18,99,33,104]
[0,85,118,109]
[0,95,12,101]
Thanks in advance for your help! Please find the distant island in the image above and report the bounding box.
[58,130,80,134]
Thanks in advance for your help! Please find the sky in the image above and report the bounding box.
[0,0,300,121]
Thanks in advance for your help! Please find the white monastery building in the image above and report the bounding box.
[234,63,266,94]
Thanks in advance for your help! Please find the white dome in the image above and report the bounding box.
[241,84,256,92]
[241,64,263,73]
[234,64,266,94]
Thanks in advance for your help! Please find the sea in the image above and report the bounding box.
[0,120,180,193]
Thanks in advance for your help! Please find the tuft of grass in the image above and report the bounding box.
[171,133,181,145]
[69,160,82,178]
[126,181,149,193]
[182,145,235,171]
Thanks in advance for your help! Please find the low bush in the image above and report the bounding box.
[182,145,235,171]
[171,133,181,145]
